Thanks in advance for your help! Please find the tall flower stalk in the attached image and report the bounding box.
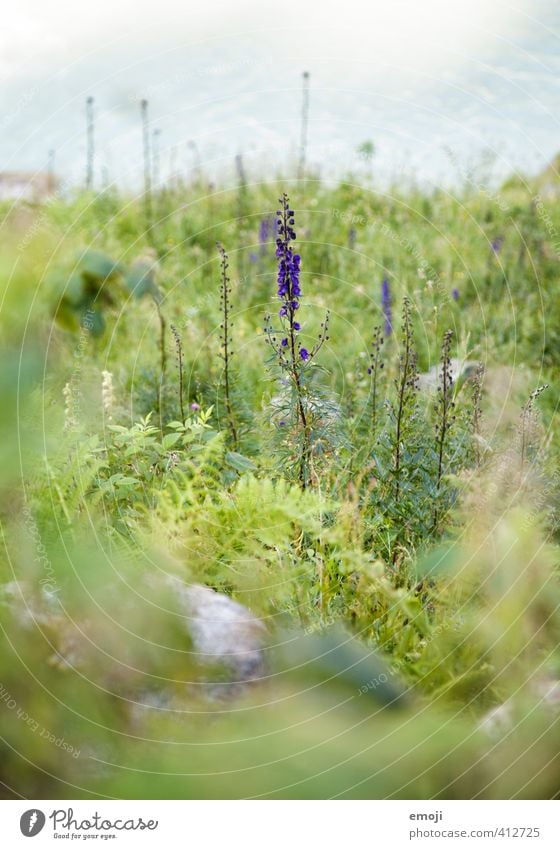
[86,96,95,191]
[218,244,238,449]
[393,297,418,499]
[152,127,161,189]
[471,363,484,468]
[140,99,153,237]
[48,148,56,192]
[265,193,328,487]
[368,325,384,433]
[519,384,548,479]
[381,277,393,337]
[155,300,167,417]
[101,370,114,421]
[259,216,273,256]
[170,324,185,424]
[298,71,311,180]
[433,329,455,530]
[235,154,248,278]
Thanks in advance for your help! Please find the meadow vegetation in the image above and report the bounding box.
[1,165,559,798]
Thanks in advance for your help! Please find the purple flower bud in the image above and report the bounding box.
[300,348,309,361]
[452,287,460,301]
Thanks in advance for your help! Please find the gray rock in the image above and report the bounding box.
[167,578,268,685]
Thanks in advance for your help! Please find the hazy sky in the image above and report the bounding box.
[2,0,559,187]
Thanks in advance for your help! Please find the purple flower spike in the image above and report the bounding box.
[452,287,460,301]
[259,217,270,244]
[276,196,302,312]
[265,193,329,381]
[259,216,274,257]
[381,277,392,337]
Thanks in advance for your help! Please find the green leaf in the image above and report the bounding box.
[162,433,181,449]
[112,475,141,487]
[78,249,124,281]
[225,451,258,473]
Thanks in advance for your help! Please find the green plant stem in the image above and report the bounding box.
[218,245,238,450]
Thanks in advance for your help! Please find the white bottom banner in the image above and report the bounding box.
[0,800,558,848]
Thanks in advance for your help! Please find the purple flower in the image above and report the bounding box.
[264,193,326,375]
[381,277,392,337]
[276,194,302,317]
[491,235,504,253]
[191,402,200,411]
[249,252,258,263]
[451,287,460,301]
